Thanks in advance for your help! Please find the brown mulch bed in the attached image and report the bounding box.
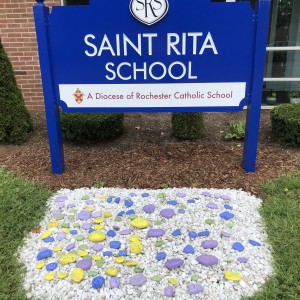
[0,111,299,195]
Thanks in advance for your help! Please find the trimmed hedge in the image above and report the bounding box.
[0,40,33,144]
[270,103,300,146]
[60,112,124,143]
[172,112,204,140]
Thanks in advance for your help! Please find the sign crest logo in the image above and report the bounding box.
[130,0,169,26]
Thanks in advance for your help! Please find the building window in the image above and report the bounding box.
[264,0,300,106]
[63,0,89,5]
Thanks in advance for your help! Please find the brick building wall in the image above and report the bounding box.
[0,0,61,112]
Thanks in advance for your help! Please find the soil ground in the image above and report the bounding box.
[0,111,299,195]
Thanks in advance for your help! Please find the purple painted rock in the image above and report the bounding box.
[65,243,75,251]
[113,225,120,231]
[202,191,211,197]
[178,209,185,214]
[221,195,230,200]
[54,196,67,202]
[56,232,66,241]
[176,192,186,197]
[120,229,131,235]
[143,204,155,214]
[86,199,94,205]
[67,203,75,208]
[92,211,102,218]
[147,229,165,237]
[221,231,231,238]
[82,222,92,230]
[164,286,175,297]
[196,255,219,267]
[201,240,218,249]
[214,193,221,199]
[93,244,103,251]
[188,283,204,295]
[130,274,147,286]
[160,208,175,219]
[237,257,249,263]
[109,277,120,288]
[78,211,91,220]
[57,203,65,209]
[76,259,92,270]
[206,202,218,209]
[164,258,184,270]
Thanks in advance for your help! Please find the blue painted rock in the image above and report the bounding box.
[147,229,165,237]
[126,209,135,215]
[249,239,261,246]
[189,231,197,239]
[172,229,181,236]
[103,251,113,257]
[109,277,120,288]
[92,276,105,289]
[76,259,92,270]
[160,208,175,219]
[220,211,235,220]
[167,200,178,206]
[125,199,133,207]
[141,193,149,197]
[130,193,137,197]
[232,242,244,252]
[118,250,127,256]
[70,230,78,235]
[78,211,91,220]
[156,252,167,261]
[198,230,210,237]
[114,197,121,203]
[143,204,155,214]
[201,240,218,249]
[188,283,204,295]
[183,245,195,254]
[107,230,116,237]
[177,209,185,214]
[164,258,184,270]
[224,204,233,210]
[130,274,147,286]
[37,249,53,260]
[164,286,175,297]
[117,211,125,217]
[196,255,219,267]
[110,241,121,249]
[106,197,113,203]
[187,199,195,203]
[43,237,55,243]
[46,262,58,271]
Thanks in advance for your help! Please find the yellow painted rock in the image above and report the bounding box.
[115,257,125,264]
[100,195,108,200]
[88,231,106,242]
[53,246,63,252]
[78,250,88,257]
[130,242,143,254]
[93,255,102,261]
[59,254,76,265]
[105,267,118,277]
[130,234,140,242]
[95,224,104,230]
[85,206,94,212]
[130,218,149,229]
[71,268,85,283]
[44,271,55,281]
[47,220,58,228]
[125,261,138,267]
[35,261,45,269]
[58,272,68,279]
[40,230,52,240]
[224,270,242,281]
[93,217,104,224]
[62,228,70,234]
[104,211,112,218]
[168,278,178,285]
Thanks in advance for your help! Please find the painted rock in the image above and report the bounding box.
[47,220,58,228]
[92,276,105,289]
[40,230,52,240]
[164,286,175,297]
[54,196,67,202]
[130,218,149,229]
[130,274,147,286]
[44,271,55,281]
[187,199,195,203]
[143,204,155,213]
[107,230,116,237]
[57,272,68,279]
[110,241,121,249]
[198,230,210,237]
[130,234,140,242]
[189,231,197,239]
[43,237,55,243]
[224,204,233,210]
[164,258,184,270]
[183,245,195,254]
[130,242,143,254]
[220,211,235,220]
[37,249,53,260]
[92,211,102,218]
[172,229,181,236]
[77,211,91,220]
[224,270,242,281]
[125,199,134,207]
[93,244,103,251]
[35,261,45,269]
[104,211,112,218]
[167,200,178,206]
[221,231,231,238]
[205,219,215,225]
[76,259,92,270]
[120,229,131,235]
[118,250,127,256]
[237,257,249,263]
[59,254,76,265]
[93,217,104,224]
[106,267,118,277]
[103,251,113,257]
[109,277,120,288]
[196,255,219,267]
[188,283,204,295]
[126,209,135,215]
[168,278,178,285]
[160,208,175,219]
[142,193,149,197]
[177,192,186,197]
[88,231,106,242]
[53,246,63,252]
[71,268,85,283]
[249,239,262,246]
[201,240,218,249]
[156,252,167,261]
[232,242,244,252]
[56,232,66,241]
[151,275,162,282]
[147,229,165,237]
[178,209,185,214]
[126,261,138,267]
[46,262,58,271]
[115,257,125,263]
[206,202,218,209]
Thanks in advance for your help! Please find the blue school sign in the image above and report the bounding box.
[33,0,271,174]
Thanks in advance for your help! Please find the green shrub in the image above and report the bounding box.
[270,103,300,146]
[225,120,246,140]
[61,112,124,143]
[0,40,33,144]
[172,112,204,140]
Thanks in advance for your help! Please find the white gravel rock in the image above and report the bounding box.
[18,187,273,300]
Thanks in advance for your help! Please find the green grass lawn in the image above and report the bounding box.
[0,168,299,299]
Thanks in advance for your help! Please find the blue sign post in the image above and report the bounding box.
[33,0,271,174]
